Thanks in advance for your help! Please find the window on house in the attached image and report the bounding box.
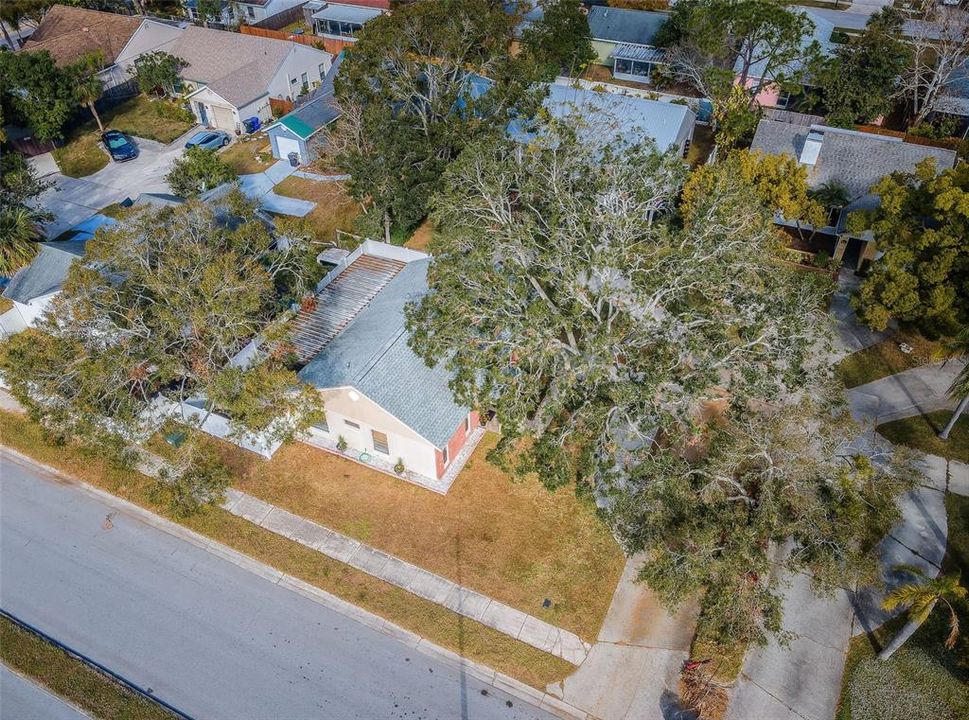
[318,18,363,37]
[442,445,449,467]
[301,72,308,89]
[775,91,793,110]
[314,417,329,433]
[613,58,654,80]
[372,430,389,455]
[344,419,360,429]
[319,63,327,80]
[246,6,255,19]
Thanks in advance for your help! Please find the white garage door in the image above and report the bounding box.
[210,105,236,132]
[276,135,302,164]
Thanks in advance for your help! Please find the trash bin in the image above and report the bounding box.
[242,116,261,134]
[287,151,299,167]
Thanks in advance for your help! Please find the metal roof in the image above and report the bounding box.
[3,240,87,304]
[587,6,667,46]
[270,92,341,140]
[312,4,383,24]
[612,43,667,64]
[297,257,469,448]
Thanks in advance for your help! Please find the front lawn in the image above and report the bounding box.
[272,176,361,245]
[836,330,946,389]
[218,433,626,643]
[0,412,575,689]
[218,136,275,175]
[0,616,175,720]
[836,494,969,720]
[53,95,195,178]
[877,410,969,464]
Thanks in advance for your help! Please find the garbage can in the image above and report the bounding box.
[242,116,261,134]
[287,151,299,167]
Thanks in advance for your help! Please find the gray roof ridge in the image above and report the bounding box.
[352,323,409,386]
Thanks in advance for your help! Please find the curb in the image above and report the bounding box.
[1,446,590,720]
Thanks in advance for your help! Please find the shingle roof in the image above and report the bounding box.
[750,118,958,200]
[516,83,695,152]
[20,4,143,67]
[587,6,667,46]
[298,258,469,448]
[2,240,87,304]
[275,94,341,139]
[935,59,969,116]
[173,26,324,107]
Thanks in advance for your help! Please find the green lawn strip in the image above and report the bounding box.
[835,331,945,389]
[835,493,969,720]
[54,96,194,178]
[0,412,575,689]
[876,411,969,464]
[0,616,175,720]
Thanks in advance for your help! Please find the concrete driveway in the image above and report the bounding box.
[33,129,197,239]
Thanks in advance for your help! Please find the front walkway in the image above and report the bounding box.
[547,555,700,720]
[221,488,591,666]
[238,160,316,217]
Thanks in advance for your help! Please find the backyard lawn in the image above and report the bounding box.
[0,412,575,689]
[836,493,969,720]
[218,433,626,643]
[53,95,195,178]
[272,176,361,245]
[836,330,947,389]
[404,219,434,251]
[218,136,275,175]
[877,411,969,464]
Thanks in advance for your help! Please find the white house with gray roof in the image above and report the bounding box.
[0,241,87,338]
[173,25,332,133]
[292,241,481,492]
[587,6,669,83]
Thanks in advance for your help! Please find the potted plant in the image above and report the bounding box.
[337,435,347,452]
[394,458,405,475]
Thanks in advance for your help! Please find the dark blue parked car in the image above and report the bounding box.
[101,130,138,162]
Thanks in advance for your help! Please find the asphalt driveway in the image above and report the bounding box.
[32,129,196,239]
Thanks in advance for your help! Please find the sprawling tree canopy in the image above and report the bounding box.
[854,160,969,336]
[407,117,915,646]
[0,151,51,274]
[0,192,322,450]
[518,0,595,80]
[328,0,538,239]
[0,50,77,142]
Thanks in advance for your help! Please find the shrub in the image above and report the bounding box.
[153,100,194,124]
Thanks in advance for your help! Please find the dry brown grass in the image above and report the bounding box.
[218,433,625,642]
[0,412,576,688]
[836,329,947,388]
[272,177,361,245]
[404,219,434,251]
[218,137,275,175]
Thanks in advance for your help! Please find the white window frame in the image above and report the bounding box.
[442,445,449,467]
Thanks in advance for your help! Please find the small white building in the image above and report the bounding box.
[0,240,87,338]
[172,25,332,133]
[233,0,305,25]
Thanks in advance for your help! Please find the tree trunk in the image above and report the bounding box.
[939,395,969,440]
[0,22,15,51]
[878,604,933,660]
[88,101,104,132]
[383,210,391,244]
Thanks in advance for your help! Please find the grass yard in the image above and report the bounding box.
[217,433,625,643]
[836,493,969,720]
[272,176,361,245]
[0,412,574,688]
[0,297,14,314]
[836,330,947,389]
[53,95,195,178]
[0,616,175,720]
[405,219,434,251]
[686,125,716,167]
[218,136,275,175]
[877,410,969,464]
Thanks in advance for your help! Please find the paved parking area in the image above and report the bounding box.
[32,129,196,238]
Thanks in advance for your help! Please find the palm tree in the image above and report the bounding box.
[73,52,106,132]
[0,207,44,276]
[878,566,966,660]
[939,328,969,441]
[809,180,851,227]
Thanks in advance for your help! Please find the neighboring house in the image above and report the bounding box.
[587,6,669,84]
[293,241,481,491]
[304,0,388,46]
[932,58,969,133]
[184,0,233,25]
[0,237,92,336]
[513,83,696,156]
[749,114,957,268]
[234,0,304,25]
[266,89,340,163]
[736,8,835,110]
[172,25,332,133]
[19,5,184,98]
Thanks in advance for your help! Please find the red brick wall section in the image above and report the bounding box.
[434,411,480,478]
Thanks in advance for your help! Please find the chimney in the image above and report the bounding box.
[799,130,823,167]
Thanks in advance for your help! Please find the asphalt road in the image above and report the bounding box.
[0,453,555,720]
[0,664,91,720]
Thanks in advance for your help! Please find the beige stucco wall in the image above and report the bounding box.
[316,387,441,479]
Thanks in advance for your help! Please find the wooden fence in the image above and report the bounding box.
[239,24,353,55]
[854,124,964,152]
[270,97,295,117]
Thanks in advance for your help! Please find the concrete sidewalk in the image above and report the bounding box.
[846,360,965,425]
[221,488,591,665]
[238,161,316,217]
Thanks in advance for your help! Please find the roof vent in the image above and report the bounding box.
[799,130,823,167]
